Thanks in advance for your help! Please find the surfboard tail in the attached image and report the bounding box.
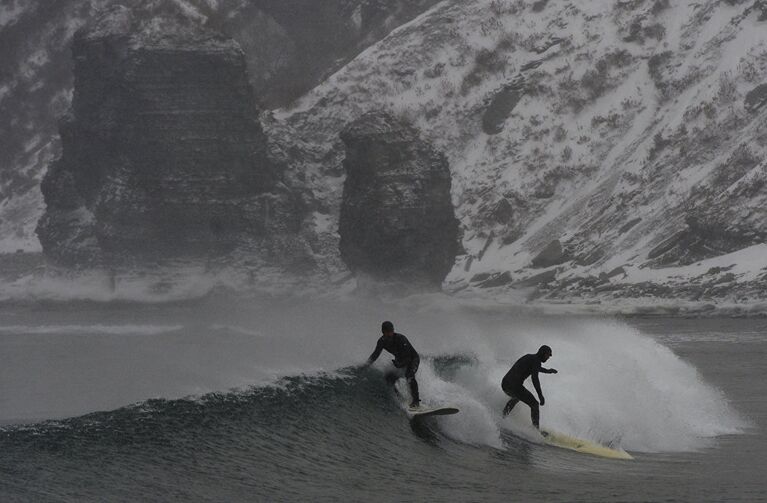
[542,430,633,460]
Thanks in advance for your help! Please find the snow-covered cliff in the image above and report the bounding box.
[275,0,767,310]
[2,0,767,311]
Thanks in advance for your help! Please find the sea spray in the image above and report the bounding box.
[0,295,747,453]
[403,317,747,453]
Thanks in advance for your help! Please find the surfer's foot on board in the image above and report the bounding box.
[409,401,421,410]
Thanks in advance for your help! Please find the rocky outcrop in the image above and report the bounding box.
[531,240,569,268]
[1,0,441,254]
[481,79,525,135]
[471,271,513,288]
[225,0,443,107]
[645,145,767,266]
[37,7,299,266]
[744,83,767,113]
[338,112,459,288]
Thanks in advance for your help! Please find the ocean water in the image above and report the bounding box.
[0,295,764,502]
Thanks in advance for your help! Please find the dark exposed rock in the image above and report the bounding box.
[706,265,735,275]
[648,208,766,267]
[744,83,767,113]
[478,232,495,260]
[481,79,525,135]
[618,217,641,234]
[338,111,459,288]
[224,0,442,107]
[757,0,767,21]
[513,268,558,287]
[642,145,767,266]
[575,246,604,266]
[713,272,737,285]
[594,281,621,292]
[606,266,627,278]
[597,266,626,284]
[531,239,569,268]
[470,272,492,283]
[491,198,515,224]
[520,59,543,72]
[500,230,523,246]
[624,281,674,297]
[475,271,512,288]
[37,7,299,267]
[647,231,685,260]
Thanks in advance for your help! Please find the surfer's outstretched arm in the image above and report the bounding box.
[540,367,558,374]
[367,337,384,365]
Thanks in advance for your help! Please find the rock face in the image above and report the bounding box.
[744,83,767,113]
[0,1,442,253]
[37,7,298,266]
[338,112,459,288]
[531,240,569,268]
[227,0,443,107]
[481,79,525,135]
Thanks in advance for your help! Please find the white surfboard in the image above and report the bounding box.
[406,405,460,419]
[541,430,633,460]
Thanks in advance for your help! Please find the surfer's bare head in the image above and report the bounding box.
[381,321,394,336]
[537,345,552,362]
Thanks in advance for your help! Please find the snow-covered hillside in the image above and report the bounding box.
[2,0,766,310]
[277,0,767,309]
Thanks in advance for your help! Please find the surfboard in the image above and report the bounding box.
[541,430,633,460]
[406,405,459,419]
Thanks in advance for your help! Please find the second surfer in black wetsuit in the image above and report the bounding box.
[502,345,557,429]
[366,321,421,409]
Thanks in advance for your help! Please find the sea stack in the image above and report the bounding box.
[37,6,298,266]
[338,111,459,289]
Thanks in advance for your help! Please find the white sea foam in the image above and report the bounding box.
[399,317,748,453]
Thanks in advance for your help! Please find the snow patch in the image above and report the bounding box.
[624,244,767,285]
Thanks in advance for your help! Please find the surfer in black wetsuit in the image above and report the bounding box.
[366,321,421,408]
[502,345,557,429]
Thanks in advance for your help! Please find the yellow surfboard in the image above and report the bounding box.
[542,430,633,460]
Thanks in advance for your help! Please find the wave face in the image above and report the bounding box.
[0,298,752,501]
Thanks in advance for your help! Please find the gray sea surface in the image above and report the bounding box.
[0,296,764,502]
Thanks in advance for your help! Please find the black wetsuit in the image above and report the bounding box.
[502,353,555,428]
[368,333,420,404]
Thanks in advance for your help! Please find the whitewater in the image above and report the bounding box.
[0,293,763,502]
